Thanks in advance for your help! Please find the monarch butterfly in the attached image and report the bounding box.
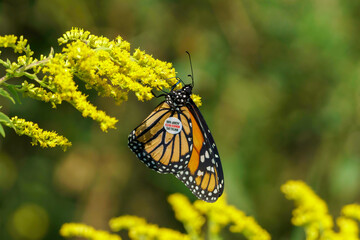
[128,53,224,202]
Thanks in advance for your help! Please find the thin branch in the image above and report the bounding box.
[24,58,51,71]
[0,57,51,85]
[0,75,9,85]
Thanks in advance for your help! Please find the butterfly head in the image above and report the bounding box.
[166,84,193,107]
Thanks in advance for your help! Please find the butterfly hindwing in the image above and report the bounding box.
[128,102,193,173]
[175,99,224,202]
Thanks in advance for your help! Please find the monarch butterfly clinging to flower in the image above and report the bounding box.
[128,52,224,202]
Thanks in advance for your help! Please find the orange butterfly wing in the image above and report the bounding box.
[128,99,224,202]
[175,101,224,202]
[128,102,193,173]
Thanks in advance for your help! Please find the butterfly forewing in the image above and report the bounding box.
[128,102,193,173]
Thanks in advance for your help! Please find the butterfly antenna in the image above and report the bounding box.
[177,77,186,86]
[186,51,194,87]
[171,77,186,91]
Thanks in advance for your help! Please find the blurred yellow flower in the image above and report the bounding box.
[60,223,121,240]
[282,180,360,240]
[194,194,271,240]
[168,193,205,239]
[342,204,360,221]
[109,215,147,231]
[61,193,271,240]
[109,215,190,240]
[281,180,333,229]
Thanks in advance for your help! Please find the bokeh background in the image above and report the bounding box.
[1,0,360,239]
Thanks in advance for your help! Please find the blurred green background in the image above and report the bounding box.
[1,0,360,239]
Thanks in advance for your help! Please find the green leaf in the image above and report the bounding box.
[0,124,5,137]
[0,87,15,104]
[4,84,21,104]
[0,112,14,129]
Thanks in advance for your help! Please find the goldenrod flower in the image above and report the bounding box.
[58,28,179,102]
[42,52,118,131]
[58,28,201,103]
[109,215,190,240]
[336,217,359,240]
[194,194,271,240]
[61,192,272,240]
[0,35,30,54]
[128,223,191,240]
[281,180,333,231]
[191,94,202,107]
[21,81,62,108]
[342,204,360,221]
[10,116,71,150]
[282,180,360,240]
[0,35,18,47]
[168,193,205,238]
[60,223,121,240]
[1,28,202,148]
[109,215,147,231]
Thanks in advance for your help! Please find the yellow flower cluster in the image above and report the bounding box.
[109,215,147,230]
[282,180,360,240]
[110,215,190,240]
[0,35,30,54]
[60,223,121,240]
[168,193,205,238]
[10,116,71,150]
[191,95,202,107]
[21,81,62,108]
[342,204,360,221]
[193,194,271,240]
[42,53,118,131]
[58,28,202,104]
[60,193,270,240]
[281,180,333,231]
[60,216,190,240]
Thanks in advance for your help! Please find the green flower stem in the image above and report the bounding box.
[0,57,51,85]
[0,75,10,85]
